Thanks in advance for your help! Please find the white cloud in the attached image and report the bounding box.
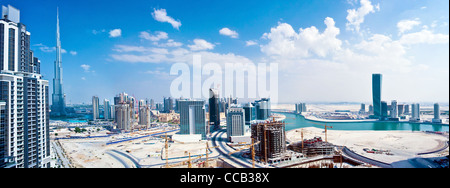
[245,40,258,46]
[139,31,168,41]
[81,64,91,72]
[92,29,106,35]
[260,17,342,58]
[397,19,421,34]
[70,51,77,56]
[219,28,239,38]
[152,8,182,30]
[33,43,68,54]
[346,0,379,32]
[188,39,215,51]
[155,39,183,47]
[109,29,122,38]
[399,29,449,45]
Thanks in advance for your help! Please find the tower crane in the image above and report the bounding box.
[309,121,333,142]
[228,139,260,168]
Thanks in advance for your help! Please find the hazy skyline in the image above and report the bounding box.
[4,0,449,104]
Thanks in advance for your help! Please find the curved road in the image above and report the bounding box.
[106,150,141,168]
[211,130,265,168]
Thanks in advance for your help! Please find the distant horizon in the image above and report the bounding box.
[3,0,448,104]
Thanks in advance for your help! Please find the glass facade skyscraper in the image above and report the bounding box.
[51,8,66,116]
[179,99,206,140]
[372,74,382,118]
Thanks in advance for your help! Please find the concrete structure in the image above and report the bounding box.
[138,100,151,126]
[50,7,66,116]
[372,74,382,118]
[226,107,245,140]
[0,5,51,168]
[251,120,286,163]
[179,99,207,140]
[115,103,131,131]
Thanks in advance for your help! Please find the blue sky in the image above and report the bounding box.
[2,0,449,104]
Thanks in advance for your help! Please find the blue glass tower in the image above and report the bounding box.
[372,74,382,118]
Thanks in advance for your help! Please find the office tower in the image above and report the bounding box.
[226,107,245,140]
[360,103,365,113]
[397,104,404,116]
[243,103,256,126]
[411,103,420,121]
[92,96,99,120]
[139,100,150,126]
[295,103,307,114]
[51,8,66,116]
[390,100,398,118]
[0,5,50,168]
[179,99,206,140]
[115,103,131,131]
[251,120,286,163]
[103,99,111,120]
[432,103,441,123]
[404,104,410,114]
[114,92,135,121]
[381,101,388,119]
[368,105,373,115]
[254,98,271,120]
[209,88,220,131]
[372,74,382,118]
[163,97,173,113]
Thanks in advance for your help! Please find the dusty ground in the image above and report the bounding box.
[286,127,449,164]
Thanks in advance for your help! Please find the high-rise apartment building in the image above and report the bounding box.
[103,99,111,120]
[92,96,99,120]
[0,5,50,168]
[372,74,382,118]
[115,103,131,131]
[179,99,206,140]
[226,107,245,140]
[138,100,150,126]
[432,103,441,123]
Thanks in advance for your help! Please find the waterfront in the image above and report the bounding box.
[281,112,449,132]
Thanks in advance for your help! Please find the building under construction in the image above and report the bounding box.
[251,119,287,163]
[288,136,334,157]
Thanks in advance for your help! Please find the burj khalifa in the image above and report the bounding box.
[51,8,66,116]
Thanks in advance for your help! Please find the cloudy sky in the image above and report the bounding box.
[4,0,449,104]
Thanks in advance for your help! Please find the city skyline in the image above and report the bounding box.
[2,0,449,104]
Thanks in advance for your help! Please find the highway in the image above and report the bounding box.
[211,129,265,168]
[106,149,141,168]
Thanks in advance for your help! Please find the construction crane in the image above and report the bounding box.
[228,139,261,168]
[158,133,185,168]
[165,152,204,168]
[310,121,333,142]
[205,142,220,168]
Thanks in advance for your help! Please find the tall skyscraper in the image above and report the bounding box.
[0,5,51,168]
[253,98,271,120]
[116,103,131,131]
[179,99,206,140]
[163,97,173,113]
[209,88,220,132]
[411,103,420,121]
[92,96,99,120]
[226,107,245,140]
[138,100,150,126]
[103,99,111,120]
[51,8,66,116]
[390,100,398,119]
[432,103,441,123]
[372,74,382,118]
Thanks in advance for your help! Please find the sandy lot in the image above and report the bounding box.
[286,127,449,164]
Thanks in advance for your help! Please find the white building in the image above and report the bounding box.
[0,5,51,168]
[226,107,245,141]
